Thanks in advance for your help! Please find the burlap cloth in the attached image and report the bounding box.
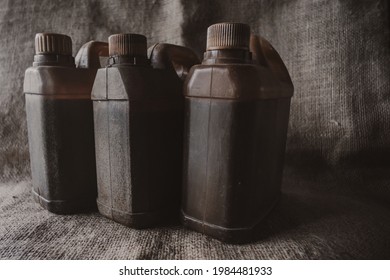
[0,0,389,259]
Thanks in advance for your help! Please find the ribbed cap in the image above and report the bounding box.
[206,23,250,51]
[35,33,72,55]
[108,34,147,57]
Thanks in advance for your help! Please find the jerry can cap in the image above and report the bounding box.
[35,33,72,55]
[206,23,250,51]
[108,34,147,57]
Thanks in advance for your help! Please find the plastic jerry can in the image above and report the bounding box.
[92,34,199,228]
[24,33,108,214]
[181,23,294,243]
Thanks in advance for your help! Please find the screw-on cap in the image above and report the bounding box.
[108,34,147,57]
[35,33,72,55]
[206,23,250,51]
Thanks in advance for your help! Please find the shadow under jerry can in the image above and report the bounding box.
[92,34,199,228]
[24,33,108,214]
[181,23,294,243]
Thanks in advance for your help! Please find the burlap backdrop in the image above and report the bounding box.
[0,0,389,259]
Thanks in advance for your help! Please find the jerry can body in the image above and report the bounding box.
[181,23,294,243]
[92,34,199,228]
[24,33,108,214]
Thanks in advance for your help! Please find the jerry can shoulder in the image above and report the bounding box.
[24,66,97,96]
[92,66,182,101]
[185,63,293,100]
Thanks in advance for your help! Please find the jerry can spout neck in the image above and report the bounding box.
[107,55,150,66]
[202,49,252,65]
[33,54,75,67]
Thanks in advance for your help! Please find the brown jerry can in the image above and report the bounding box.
[92,34,199,228]
[24,33,108,214]
[181,23,294,243]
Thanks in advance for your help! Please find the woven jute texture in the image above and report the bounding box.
[0,0,389,259]
[1,169,390,260]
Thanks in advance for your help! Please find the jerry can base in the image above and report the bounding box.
[97,200,179,229]
[181,213,253,244]
[181,195,280,244]
[32,191,97,215]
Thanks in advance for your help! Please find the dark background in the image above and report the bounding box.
[0,0,389,259]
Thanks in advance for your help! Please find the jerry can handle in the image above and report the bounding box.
[148,43,200,80]
[75,41,109,69]
[250,35,293,86]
